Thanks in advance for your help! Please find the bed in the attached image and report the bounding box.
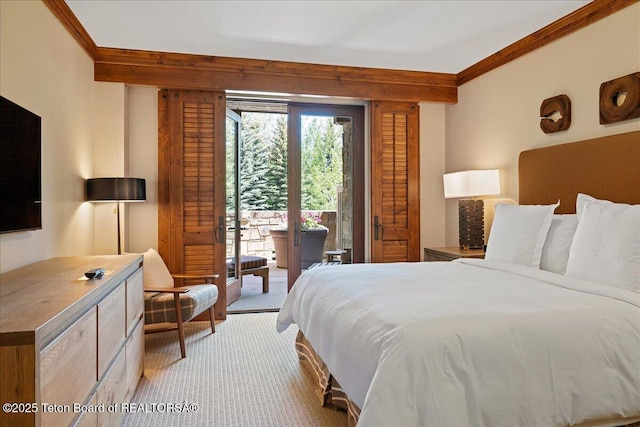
[276,131,640,427]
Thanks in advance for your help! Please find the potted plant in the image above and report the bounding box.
[271,212,328,268]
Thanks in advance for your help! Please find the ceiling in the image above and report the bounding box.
[66,0,591,74]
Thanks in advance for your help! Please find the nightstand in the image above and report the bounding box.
[424,247,485,262]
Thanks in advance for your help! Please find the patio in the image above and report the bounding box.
[227,261,287,313]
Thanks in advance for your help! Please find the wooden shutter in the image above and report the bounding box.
[370,101,420,262]
[158,90,227,319]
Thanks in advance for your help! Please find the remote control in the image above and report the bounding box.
[85,268,106,279]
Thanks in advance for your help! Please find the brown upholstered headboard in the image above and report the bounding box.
[519,131,640,214]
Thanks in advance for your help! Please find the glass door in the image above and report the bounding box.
[226,110,242,304]
[286,103,365,290]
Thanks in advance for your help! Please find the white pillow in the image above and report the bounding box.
[142,248,175,289]
[540,214,579,274]
[565,194,640,292]
[576,192,598,217]
[485,202,559,268]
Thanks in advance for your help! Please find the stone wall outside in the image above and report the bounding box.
[226,210,337,260]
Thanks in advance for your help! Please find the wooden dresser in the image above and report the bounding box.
[0,255,144,427]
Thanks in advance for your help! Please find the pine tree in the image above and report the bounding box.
[301,117,343,210]
[225,118,237,210]
[232,112,342,212]
[239,113,270,210]
[265,114,288,210]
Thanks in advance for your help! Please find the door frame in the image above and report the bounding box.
[225,109,242,305]
[287,103,365,290]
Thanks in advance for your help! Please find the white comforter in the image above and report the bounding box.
[277,259,640,427]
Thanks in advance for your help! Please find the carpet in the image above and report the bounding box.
[122,312,347,427]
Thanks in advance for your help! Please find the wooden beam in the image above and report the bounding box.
[94,48,457,103]
[42,0,97,59]
[457,0,639,85]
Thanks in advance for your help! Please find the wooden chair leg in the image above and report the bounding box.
[256,267,269,293]
[208,304,216,334]
[263,270,269,293]
[173,293,186,358]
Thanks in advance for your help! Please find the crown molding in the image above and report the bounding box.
[43,0,97,59]
[457,0,639,85]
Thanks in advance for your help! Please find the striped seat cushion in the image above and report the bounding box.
[227,255,268,271]
[145,284,218,324]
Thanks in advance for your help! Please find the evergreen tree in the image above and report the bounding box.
[265,114,288,210]
[239,113,270,210]
[229,112,342,212]
[225,118,237,210]
[301,117,343,210]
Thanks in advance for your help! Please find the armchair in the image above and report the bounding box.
[142,248,219,358]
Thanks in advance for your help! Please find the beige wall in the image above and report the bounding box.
[0,1,130,271]
[443,3,640,247]
[126,86,159,253]
[0,0,96,272]
[93,82,127,255]
[419,102,446,255]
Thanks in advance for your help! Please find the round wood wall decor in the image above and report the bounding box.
[540,94,571,134]
[599,72,640,124]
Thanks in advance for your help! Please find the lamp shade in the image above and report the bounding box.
[443,169,500,199]
[86,178,146,202]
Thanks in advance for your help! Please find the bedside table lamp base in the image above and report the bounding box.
[458,199,484,250]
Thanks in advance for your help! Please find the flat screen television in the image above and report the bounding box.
[0,95,42,233]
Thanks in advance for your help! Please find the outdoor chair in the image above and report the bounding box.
[227,255,269,293]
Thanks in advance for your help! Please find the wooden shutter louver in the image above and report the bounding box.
[183,245,216,281]
[183,102,215,232]
[182,101,217,285]
[381,111,409,230]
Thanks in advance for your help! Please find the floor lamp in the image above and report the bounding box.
[86,177,146,254]
[443,170,500,250]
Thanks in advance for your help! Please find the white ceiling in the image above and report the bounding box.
[66,0,590,74]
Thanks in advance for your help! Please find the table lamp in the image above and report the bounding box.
[443,169,500,250]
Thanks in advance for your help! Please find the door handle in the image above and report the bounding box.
[294,221,301,247]
[215,216,226,244]
[374,215,384,240]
